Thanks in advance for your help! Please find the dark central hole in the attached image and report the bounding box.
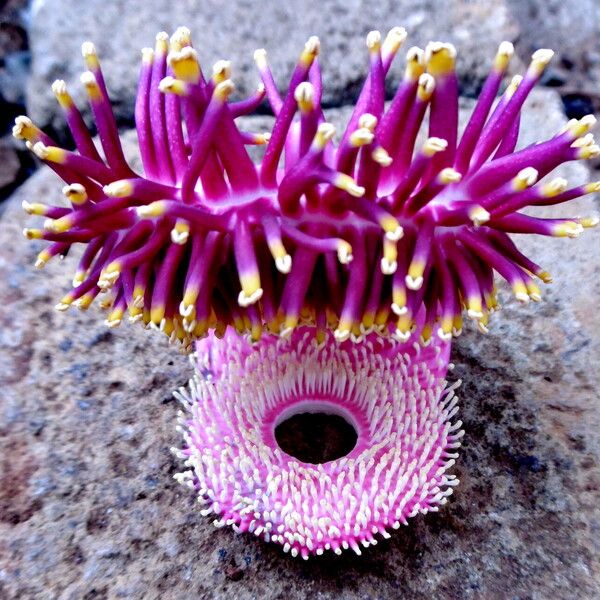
[274,412,358,464]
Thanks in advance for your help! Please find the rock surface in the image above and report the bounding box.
[26,0,521,130]
[1,90,599,598]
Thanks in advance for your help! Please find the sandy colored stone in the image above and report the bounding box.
[26,0,520,131]
[0,90,599,599]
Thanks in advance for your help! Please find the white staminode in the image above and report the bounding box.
[174,330,463,558]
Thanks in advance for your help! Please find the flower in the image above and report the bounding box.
[14,27,598,351]
[174,327,462,558]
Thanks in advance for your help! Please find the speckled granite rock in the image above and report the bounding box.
[1,90,599,599]
[26,0,520,131]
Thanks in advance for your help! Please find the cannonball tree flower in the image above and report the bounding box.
[13,26,598,556]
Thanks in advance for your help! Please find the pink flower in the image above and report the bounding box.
[14,27,598,348]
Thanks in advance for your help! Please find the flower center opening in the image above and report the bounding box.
[274,401,358,464]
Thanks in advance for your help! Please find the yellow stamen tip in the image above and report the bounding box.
[438,167,462,184]
[159,76,188,96]
[405,46,425,81]
[417,73,435,101]
[383,27,407,56]
[541,178,567,198]
[214,79,235,101]
[372,146,393,167]
[349,127,374,147]
[425,42,456,76]
[494,41,514,72]
[80,71,102,100]
[51,79,73,108]
[366,30,382,52]
[313,122,336,149]
[529,48,554,75]
[334,173,364,197]
[294,82,315,112]
[137,200,167,218]
[62,183,88,204]
[212,59,232,84]
[468,205,490,226]
[513,167,538,190]
[337,240,353,264]
[104,180,133,198]
[423,137,448,157]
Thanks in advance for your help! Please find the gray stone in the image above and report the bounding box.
[26,0,521,131]
[1,90,599,598]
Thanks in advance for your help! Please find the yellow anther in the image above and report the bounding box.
[253,48,268,70]
[466,297,484,320]
[294,82,315,112]
[159,76,188,96]
[12,116,41,143]
[468,205,490,226]
[334,320,352,343]
[238,273,263,307]
[169,47,201,84]
[541,178,567,197]
[382,26,407,57]
[212,59,231,84]
[80,71,102,100]
[313,122,336,150]
[382,237,397,274]
[578,144,600,159]
[22,200,48,216]
[528,48,554,76]
[372,146,393,166]
[155,31,169,56]
[366,30,381,52]
[512,167,538,191]
[45,213,72,233]
[349,127,374,147]
[358,113,378,131]
[494,41,514,72]
[526,280,542,302]
[391,285,407,315]
[406,260,425,290]
[537,270,553,283]
[405,46,425,81]
[512,281,529,304]
[578,215,599,228]
[51,80,73,108]
[23,228,43,240]
[571,133,595,148]
[170,26,192,52]
[32,142,65,163]
[35,249,52,269]
[137,200,167,218]
[381,216,403,240]
[438,168,462,184]
[106,307,125,328]
[141,47,154,65]
[63,183,88,204]
[104,180,133,197]
[268,239,292,273]
[423,137,448,157]
[425,42,456,76]
[417,73,435,101]
[437,316,454,341]
[171,220,190,245]
[567,114,597,139]
[505,75,522,99]
[334,173,364,197]
[81,41,99,70]
[300,36,320,67]
[553,221,583,238]
[213,79,235,101]
[420,323,433,346]
[76,293,95,310]
[336,240,353,264]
